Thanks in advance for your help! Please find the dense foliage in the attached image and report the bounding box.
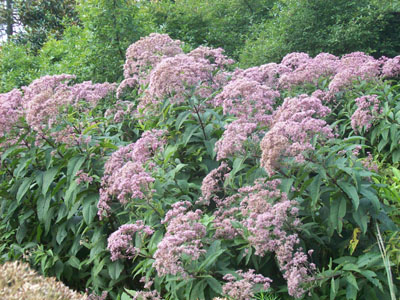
[239,0,400,67]
[2,0,400,91]
[0,32,399,300]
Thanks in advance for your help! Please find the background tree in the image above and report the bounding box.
[239,0,400,67]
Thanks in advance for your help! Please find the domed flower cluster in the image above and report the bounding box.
[107,221,154,261]
[260,95,333,175]
[351,95,381,133]
[153,201,206,277]
[117,33,183,97]
[98,129,166,219]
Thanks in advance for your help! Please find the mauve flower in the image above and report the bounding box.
[0,89,23,138]
[153,201,206,277]
[222,269,272,300]
[382,55,400,78]
[98,129,166,219]
[260,95,333,175]
[351,95,381,133]
[118,33,183,97]
[107,221,154,261]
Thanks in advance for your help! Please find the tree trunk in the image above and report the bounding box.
[6,0,13,37]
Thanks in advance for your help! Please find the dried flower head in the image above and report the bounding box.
[0,260,87,300]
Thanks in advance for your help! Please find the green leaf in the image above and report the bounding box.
[330,277,337,300]
[17,177,33,204]
[67,156,85,181]
[309,174,321,208]
[190,279,206,300]
[67,200,81,219]
[359,186,380,211]
[16,223,27,244]
[108,260,124,280]
[121,292,133,300]
[65,181,78,208]
[392,149,400,163]
[67,256,80,270]
[56,223,67,245]
[346,282,358,300]
[176,110,192,131]
[37,194,51,222]
[206,277,222,294]
[183,124,200,146]
[93,258,105,277]
[42,167,59,196]
[346,273,359,291]
[338,181,359,210]
[352,208,368,234]
[377,138,387,152]
[83,200,97,225]
[199,240,224,270]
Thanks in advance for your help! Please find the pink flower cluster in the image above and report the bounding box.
[75,170,93,185]
[5,74,115,147]
[22,74,76,134]
[188,46,234,69]
[118,33,183,97]
[351,95,381,133]
[213,78,279,125]
[98,129,166,219]
[215,120,258,160]
[279,53,339,88]
[382,55,400,78]
[132,290,163,300]
[146,54,214,104]
[260,95,333,175]
[222,269,272,300]
[327,52,381,97]
[107,221,154,261]
[0,89,23,138]
[233,63,289,89]
[211,68,280,160]
[153,201,206,277]
[239,180,315,298]
[210,178,315,298]
[198,162,230,205]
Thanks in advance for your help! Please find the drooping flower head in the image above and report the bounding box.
[107,221,154,261]
[260,95,333,175]
[117,33,183,97]
[153,201,206,277]
[98,129,166,218]
[351,94,381,133]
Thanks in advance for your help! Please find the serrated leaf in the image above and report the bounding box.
[42,167,59,196]
[108,260,124,280]
[392,149,400,163]
[37,194,51,222]
[83,201,97,225]
[67,256,80,269]
[360,187,380,211]
[346,282,358,300]
[17,177,33,204]
[190,279,206,300]
[338,181,359,210]
[67,156,85,181]
[346,274,358,292]
[65,181,78,208]
[206,277,222,294]
[56,223,67,245]
[175,110,192,131]
[183,125,200,146]
[309,175,321,208]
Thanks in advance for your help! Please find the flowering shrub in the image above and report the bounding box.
[0,33,399,300]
